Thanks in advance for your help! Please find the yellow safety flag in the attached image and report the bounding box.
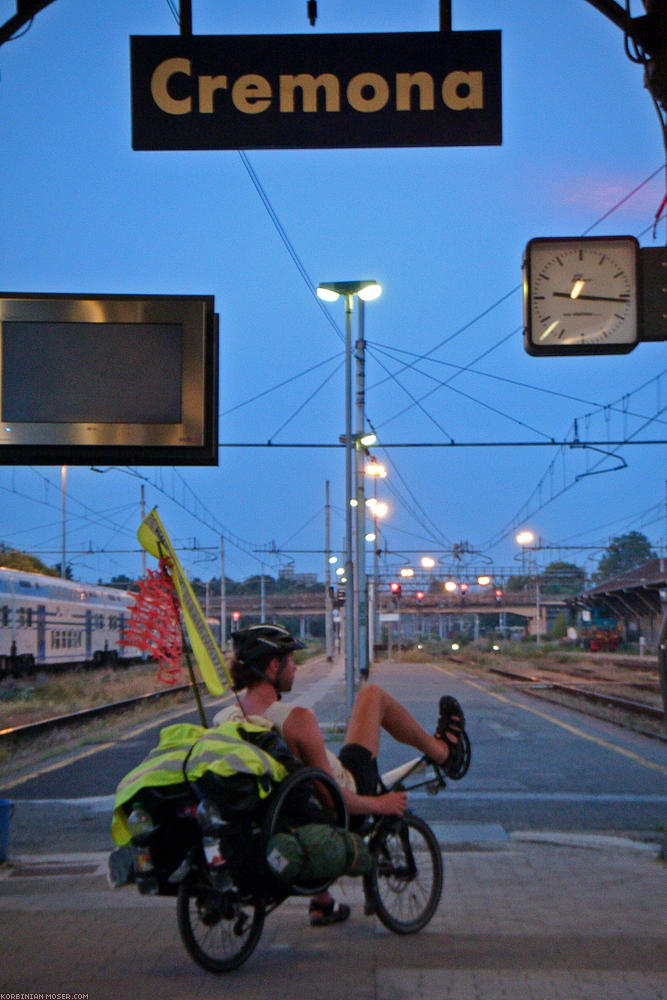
[137,508,230,697]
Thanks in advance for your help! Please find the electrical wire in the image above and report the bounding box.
[221,352,343,417]
[267,359,345,441]
[237,151,344,344]
[370,341,667,427]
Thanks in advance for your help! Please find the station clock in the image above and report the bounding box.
[523,236,640,355]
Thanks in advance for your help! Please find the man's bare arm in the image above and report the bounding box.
[281,706,406,817]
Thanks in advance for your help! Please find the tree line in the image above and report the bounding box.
[0,531,657,595]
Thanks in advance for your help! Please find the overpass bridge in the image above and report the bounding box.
[203,589,568,639]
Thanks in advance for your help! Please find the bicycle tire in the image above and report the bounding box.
[365,813,443,934]
[177,869,265,973]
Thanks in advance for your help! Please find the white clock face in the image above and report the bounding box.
[525,237,639,355]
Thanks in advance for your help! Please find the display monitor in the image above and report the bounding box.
[0,292,218,465]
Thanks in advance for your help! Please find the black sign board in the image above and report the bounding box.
[131,31,501,150]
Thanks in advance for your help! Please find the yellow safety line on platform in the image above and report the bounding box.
[3,693,237,790]
[452,671,667,777]
[3,657,329,790]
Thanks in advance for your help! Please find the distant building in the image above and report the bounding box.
[279,565,318,587]
[576,556,667,651]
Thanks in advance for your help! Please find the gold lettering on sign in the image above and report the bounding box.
[231,75,272,114]
[346,73,390,113]
[198,75,229,113]
[151,57,192,115]
[442,71,483,110]
[395,72,435,111]
[279,74,341,112]
[147,60,486,117]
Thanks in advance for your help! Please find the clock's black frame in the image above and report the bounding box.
[522,235,641,356]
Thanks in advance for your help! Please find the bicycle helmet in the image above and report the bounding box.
[232,624,306,666]
[231,624,306,698]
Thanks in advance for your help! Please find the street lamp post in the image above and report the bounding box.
[317,279,381,716]
[516,529,540,640]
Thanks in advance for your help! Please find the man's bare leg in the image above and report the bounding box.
[343,683,453,764]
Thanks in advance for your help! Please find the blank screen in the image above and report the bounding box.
[2,321,183,423]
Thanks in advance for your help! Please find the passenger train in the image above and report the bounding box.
[0,566,142,676]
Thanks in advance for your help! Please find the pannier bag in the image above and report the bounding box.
[111,719,290,845]
[266,823,371,884]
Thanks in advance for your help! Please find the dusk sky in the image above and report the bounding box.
[0,0,665,591]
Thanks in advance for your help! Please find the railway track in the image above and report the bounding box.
[0,681,202,743]
[489,665,664,721]
[1,654,664,748]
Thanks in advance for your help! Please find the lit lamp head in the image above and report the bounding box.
[317,280,382,303]
[369,500,389,519]
[365,457,387,477]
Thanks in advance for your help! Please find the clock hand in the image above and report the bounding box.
[552,291,629,303]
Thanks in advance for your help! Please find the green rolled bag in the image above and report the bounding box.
[266,823,371,883]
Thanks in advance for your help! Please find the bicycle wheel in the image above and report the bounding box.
[263,766,348,895]
[177,869,265,973]
[365,813,443,934]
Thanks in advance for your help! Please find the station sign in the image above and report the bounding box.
[130,31,501,150]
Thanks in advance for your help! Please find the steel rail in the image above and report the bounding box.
[0,682,203,742]
[489,666,663,720]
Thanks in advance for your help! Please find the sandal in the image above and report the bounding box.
[309,898,351,926]
[435,695,469,778]
[436,695,465,744]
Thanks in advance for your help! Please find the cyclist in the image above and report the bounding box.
[214,624,467,927]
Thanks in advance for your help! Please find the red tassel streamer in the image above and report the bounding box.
[120,561,183,685]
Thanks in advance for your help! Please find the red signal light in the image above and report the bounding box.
[416,591,424,601]
[459,582,469,594]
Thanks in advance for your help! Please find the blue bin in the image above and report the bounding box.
[0,799,13,863]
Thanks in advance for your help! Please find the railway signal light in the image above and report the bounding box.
[416,591,424,602]
[495,588,503,605]
[390,581,402,607]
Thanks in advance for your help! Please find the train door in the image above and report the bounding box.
[37,605,46,663]
[85,610,93,660]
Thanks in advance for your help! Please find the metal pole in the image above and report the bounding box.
[536,580,542,643]
[220,535,227,650]
[61,465,67,578]
[140,485,146,579]
[439,0,451,30]
[179,0,192,36]
[325,480,333,661]
[355,301,369,680]
[344,293,355,716]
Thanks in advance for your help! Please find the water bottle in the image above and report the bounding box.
[127,802,158,895]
